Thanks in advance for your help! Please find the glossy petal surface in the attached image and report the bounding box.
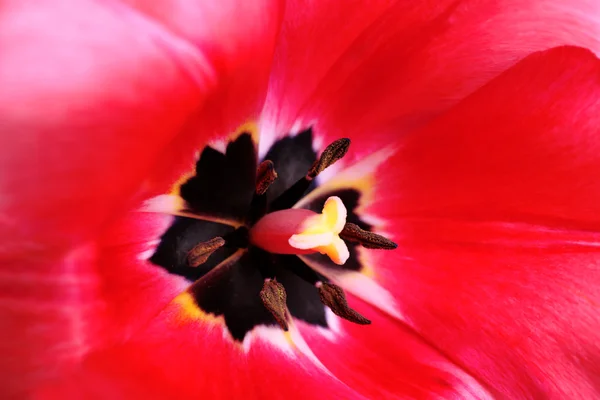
[263,0,600,160]
[328,46,600,398]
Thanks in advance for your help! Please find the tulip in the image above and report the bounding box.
[2,0,600,398]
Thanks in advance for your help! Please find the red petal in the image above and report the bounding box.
[298,296,493,399]
[352,46,600,397]
[125,0,282,128]
[94,212,188,344]
[0,0,213,250]
[0,246,105,397]
[266,0,600,158]
[127,0,284,183]
[0,209,186,397]
[37,301,365,400]
[375,46,600,232]
[259,0,398,154]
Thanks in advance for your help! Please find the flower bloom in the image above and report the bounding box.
[2,0,600,398]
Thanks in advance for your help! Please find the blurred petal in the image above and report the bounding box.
[125,0,283,131]
[0,0,283,394]
[126,0,284,186]
[0,245,105,397]
[37,300,365,400]
[0,209,185,397]
[0,0,213,250]
[344,46,600,397]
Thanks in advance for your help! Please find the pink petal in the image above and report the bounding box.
[343,46,600,397]
[260,0,396,152]
[264,0,600,158]
[0,0,213,250]
[127,0,284,169]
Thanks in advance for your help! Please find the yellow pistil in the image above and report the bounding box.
[288,196,350,265]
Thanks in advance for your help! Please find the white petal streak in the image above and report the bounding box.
[299,255,405,322]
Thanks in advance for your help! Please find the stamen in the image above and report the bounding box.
[317,282,370,325]
[340,223,398,250]
[307,138,351,180]
[255,160,278,195]
[271,137,351,211]
[248,160,278,224]
[259,278,289,331]
[187,237,226,267]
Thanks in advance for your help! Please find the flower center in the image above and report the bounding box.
[148,129,397,340]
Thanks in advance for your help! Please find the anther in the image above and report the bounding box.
[249,160,278,224]
[317,282,370,325]
[340,223,398,250]
[187,237,226,267]
[307,138,351,180]
[259,279,289,331]
[271,137,351,211]
[256,160,278,195]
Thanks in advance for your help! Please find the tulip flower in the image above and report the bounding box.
[2,0,600,398]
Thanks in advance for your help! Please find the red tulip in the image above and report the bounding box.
[2,0,600,398]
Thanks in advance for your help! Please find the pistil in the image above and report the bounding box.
[249,196,350,265]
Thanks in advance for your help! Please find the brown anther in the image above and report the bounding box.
[256,160,278,195]
[260,279,289,331]
[340,223,398,250]
[187,237,226,267]
[318,282,371,325]
[307,138,351,179]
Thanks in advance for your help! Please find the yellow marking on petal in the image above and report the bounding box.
[236,121,260,144]
[208,121,260,152]
[171,292,245,350]
[357,247,376,278]
[169,170,195,196]
[172,292,222,324]
[361,263,376,278]
[284,330,295,348]
[289,196,349,265]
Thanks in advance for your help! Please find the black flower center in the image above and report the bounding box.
[149,128,395,341]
